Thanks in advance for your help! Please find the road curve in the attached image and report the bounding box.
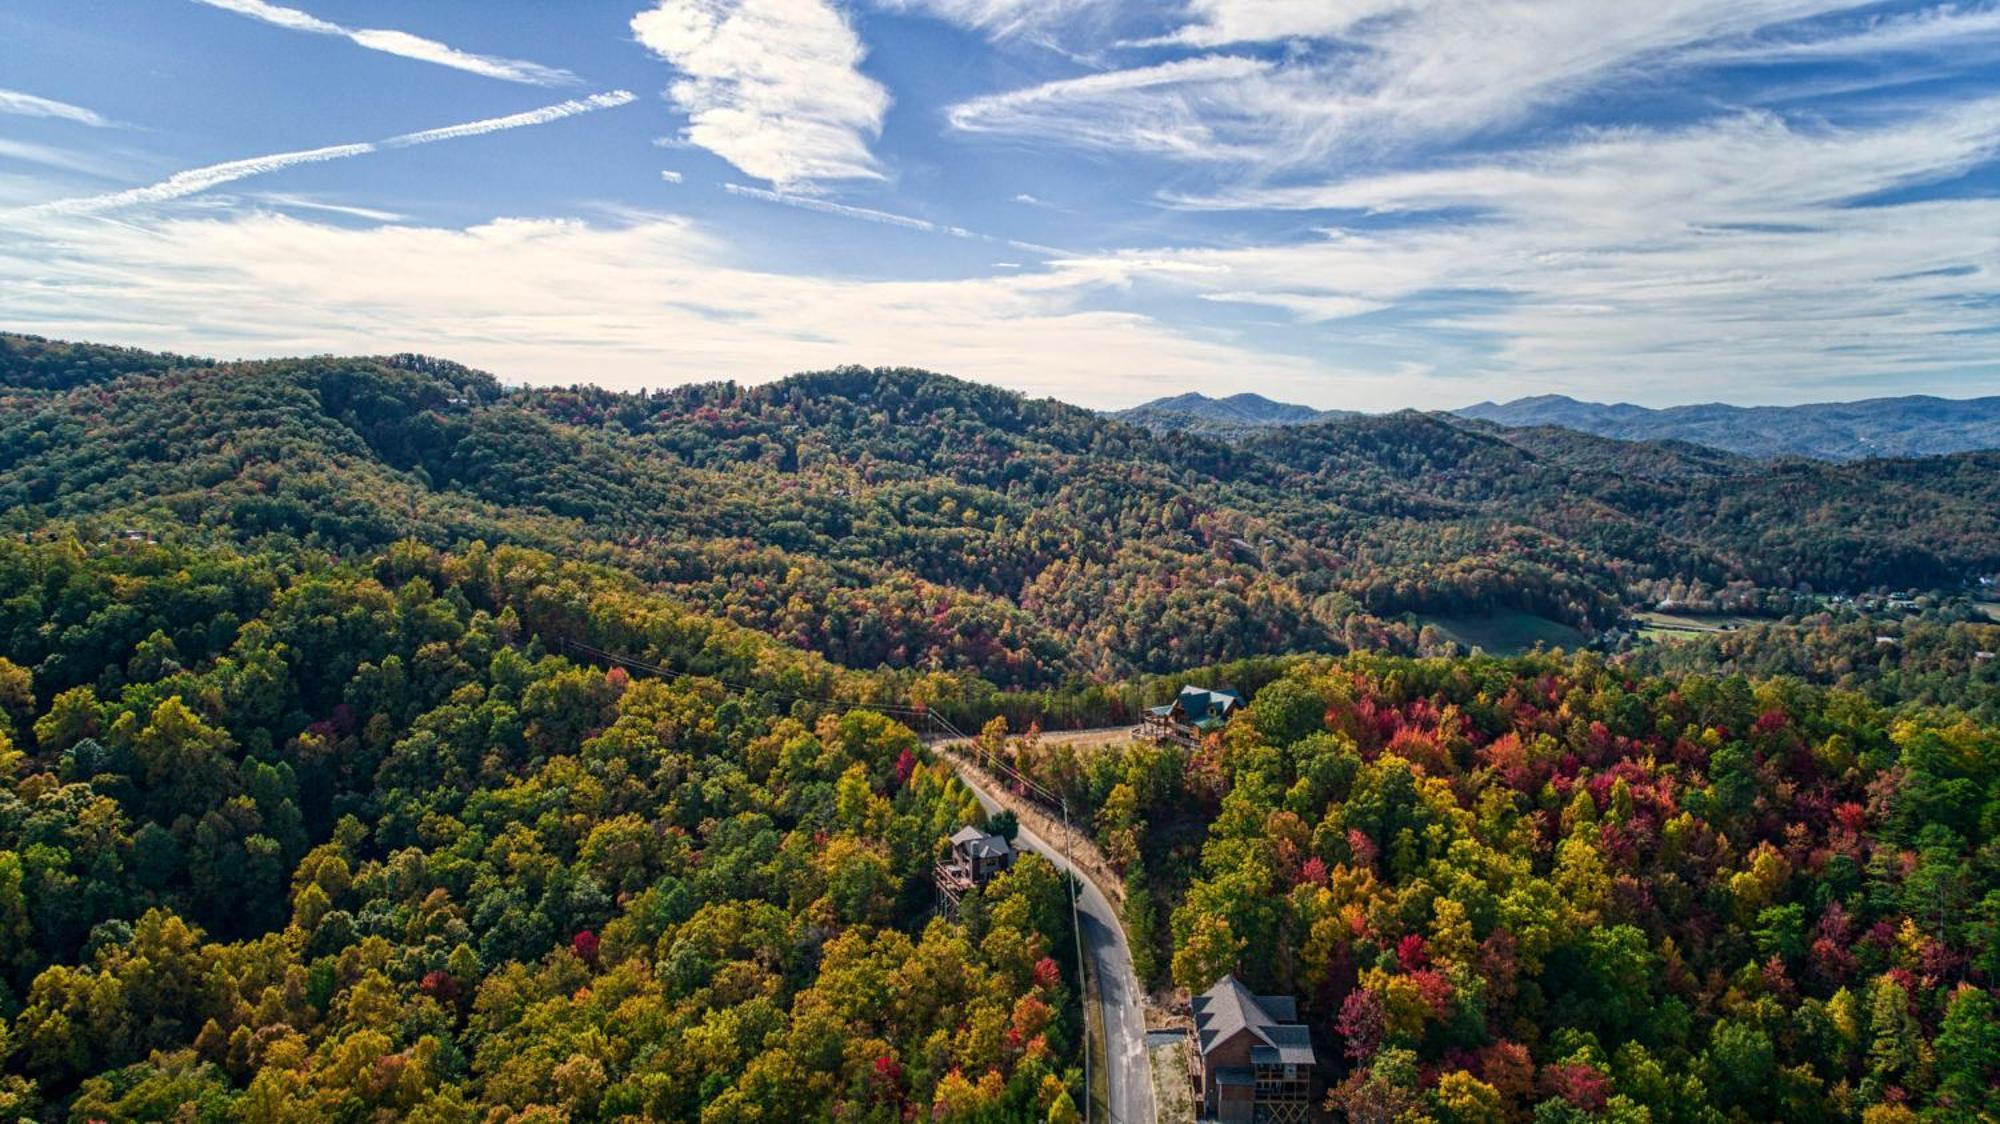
[947,754,1157,1124]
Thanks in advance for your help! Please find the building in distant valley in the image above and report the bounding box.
[1188,974,1317,1123]
[934,825,1014,916]
[1143,685,1245,744]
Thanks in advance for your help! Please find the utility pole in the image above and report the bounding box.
[1063,796,1091,1124]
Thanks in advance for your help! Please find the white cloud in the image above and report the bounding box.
[1688,2,2000,63]
[0,87,112,127]
[877,0,1100,40]
[192,0,335,33]
[1063,98,2000,401]
[22,142,379,218]
[632,0,890,190]
[660,170,684,183]
[190,0,577,85]
[724,182,940,231]
[1199,290,1389,322]
[947,56,1277,160]
[0,138,127,178]
[13,92,636,218]
[722,182,1059,251]
[959,1,1876,166]
[254,194,407,222]
[383,91,636,146]
[1132,0,1405,48]
[0,210,1334,406]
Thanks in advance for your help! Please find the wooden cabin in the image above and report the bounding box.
[1143,685,1245,744]
[934,826,1015,916]
[1188,975,1317,1123]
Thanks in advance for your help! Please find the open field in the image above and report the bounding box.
[1419,610,1589,654]
[1026,726,1142,753]
[1635,610,1762,641]
[1980,600,2000,623]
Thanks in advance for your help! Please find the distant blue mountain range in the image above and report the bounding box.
[1116,391,2000,461]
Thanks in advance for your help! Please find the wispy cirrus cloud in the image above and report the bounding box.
[632,0,891,190]
[253,194,407,222]
[947,56,1276,160]
[190,0,577,85]
[876,0,1102,41]
[958,1,1884,167]
[1068,97,2000,399]
[723,182,1072,256]
[725,182,945,232]
[0,87,112,127]
[22,142,377,218]
[1129,0,1405,48]
[14,92,635,219]
[1688,2,2000,64]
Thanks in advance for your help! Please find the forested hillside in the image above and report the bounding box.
[0,535,1083,1120]
[4,336,1997,691]
[3,335,1999,1121]
[1113,392,1354,434]
[1458,395,2000,462]
[1120,383,2000,462]
[995,654,2000,1121]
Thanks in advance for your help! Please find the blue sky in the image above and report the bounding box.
[1,0,1997,409]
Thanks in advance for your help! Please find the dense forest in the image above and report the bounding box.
[1628,616,2000,724]
[3,334,1997,694]
[0,535,1083,1121]
[3,334,1999,1121]
[995,654,2000,1121]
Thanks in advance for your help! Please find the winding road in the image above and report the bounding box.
[944,739,1158,1124]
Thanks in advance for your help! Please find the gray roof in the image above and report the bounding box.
[949,826,1012,859]
[1192,975,1316,1067]
[1252,1025,1316,1066]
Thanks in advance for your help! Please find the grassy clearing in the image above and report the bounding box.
[1979,600,2000,623]
[1634,610,1760,641]
[1419,610,1588,655]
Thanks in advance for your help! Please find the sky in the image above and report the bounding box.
[0,1,1997,409]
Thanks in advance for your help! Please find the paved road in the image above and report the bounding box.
[949,756,1157,1124]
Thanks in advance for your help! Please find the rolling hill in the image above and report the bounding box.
[1119,382,2000,461]
[5,333,1999,687]
[1112,391,1354,434]
[1457,392,2000,460]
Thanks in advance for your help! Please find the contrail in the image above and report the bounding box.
[26,143,377,217]
[191,0,576,86]
[386,91,636,147]
[16,92,635,220]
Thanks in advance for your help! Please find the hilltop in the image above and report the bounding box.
[1119,383,2000,461]
[1112,391,1354,433]
[5,333,1999,687]
[1457,392,2000,461]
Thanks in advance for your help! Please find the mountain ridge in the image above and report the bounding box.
[1119,388,2000,460]
[1112,391,1355,433]
[6,332,1998,691]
